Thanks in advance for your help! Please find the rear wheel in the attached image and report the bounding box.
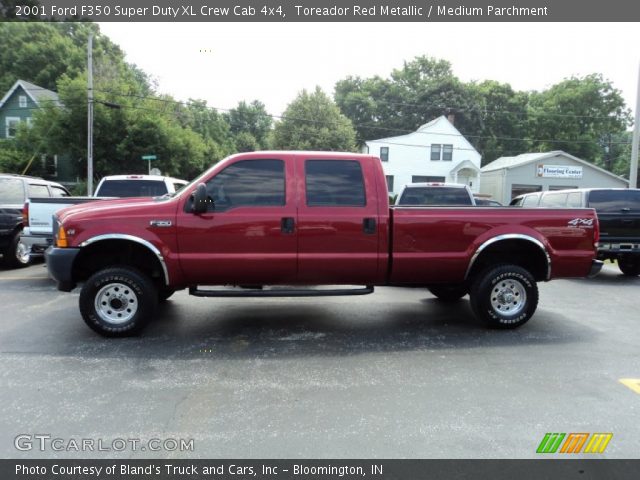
[618,256,640,276]
[470,265,538,329]
[428,284,467,302]
[2,231,30,269]
[79,267,158,337]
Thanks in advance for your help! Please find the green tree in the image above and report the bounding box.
[467,80,529,164]
[273,87,357,151]
[179,99,235,157]
[527,74,631,163]
[1,22,221,182]
[226,100,272,149]
[335,56,476,142]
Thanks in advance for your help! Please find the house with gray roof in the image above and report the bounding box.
[0,80,76,184]
[0,79,61,139]
[480,150,628,205]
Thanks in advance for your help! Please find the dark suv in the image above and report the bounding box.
[511,188,640,276]
[0,174,70,268]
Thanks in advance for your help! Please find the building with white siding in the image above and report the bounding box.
[363,115,482,195]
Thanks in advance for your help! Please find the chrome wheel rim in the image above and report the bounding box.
[16,240,30,264]
[490,278,526,316]
[94,283,138,324]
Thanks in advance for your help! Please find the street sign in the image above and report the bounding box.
[142,154,157,174]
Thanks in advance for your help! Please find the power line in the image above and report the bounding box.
[5,88,632,152]
[17,84,632,121]
[94,89,633,147]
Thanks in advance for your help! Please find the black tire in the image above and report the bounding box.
[79,267,158,337]
[158,288,176,302]
[428,284,467,302]
[470,265,538,329]
[2,231,30,269]
[618,257,640,277]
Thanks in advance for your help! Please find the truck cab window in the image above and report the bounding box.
[305,160,365,207]
[205,159,285,212]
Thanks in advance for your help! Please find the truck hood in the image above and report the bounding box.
[57,197,174,223]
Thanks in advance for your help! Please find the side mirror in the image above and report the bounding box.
[192,183,209,214]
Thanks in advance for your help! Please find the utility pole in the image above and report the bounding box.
[87,33,94,196]
[630,62,640,189]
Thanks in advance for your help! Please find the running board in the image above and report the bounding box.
[189,285,374,297]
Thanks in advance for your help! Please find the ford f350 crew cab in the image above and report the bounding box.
[46,151,602,337]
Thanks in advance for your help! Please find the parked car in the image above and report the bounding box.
[94,175,188,198]
[396,183,476,206]
[0,174,70,268]
[46,151,601,337]
[510,188,640,276]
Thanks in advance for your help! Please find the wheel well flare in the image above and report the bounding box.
[72,238,168,286]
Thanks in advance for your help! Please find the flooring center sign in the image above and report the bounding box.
[537,164,583,179]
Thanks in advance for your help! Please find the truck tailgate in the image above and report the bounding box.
[27,197,103,235]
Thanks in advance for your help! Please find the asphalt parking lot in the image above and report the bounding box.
[0,261,638,459]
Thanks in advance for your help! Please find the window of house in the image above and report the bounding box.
[204,159,285,212]
[5,117,21,138]
[19,95,27,108]
[380,147,389,162]
[442,144,453,161]
[305,160,365,207]
[385,175,394,193]
[430,144,442,160]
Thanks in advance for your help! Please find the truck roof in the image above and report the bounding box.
[225,151,379,161]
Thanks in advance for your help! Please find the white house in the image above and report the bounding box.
[363,115,482,195]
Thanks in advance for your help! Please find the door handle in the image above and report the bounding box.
[363,218,376,235]
[281,217,295,234]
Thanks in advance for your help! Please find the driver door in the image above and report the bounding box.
[176,157,297,285]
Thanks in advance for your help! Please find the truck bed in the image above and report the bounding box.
[389,206,597,284]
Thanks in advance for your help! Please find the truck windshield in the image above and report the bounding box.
[0,178,25,204]
[398,187,472,206]
[96,180,168,197]
[588,190,640,212]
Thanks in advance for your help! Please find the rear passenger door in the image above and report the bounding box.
[295,156,381,285]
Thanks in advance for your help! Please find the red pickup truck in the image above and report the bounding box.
[46,151,602,337]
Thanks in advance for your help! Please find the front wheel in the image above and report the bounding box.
[79,267,158,337]
[618,256,640,276]
[469,265,538,329]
